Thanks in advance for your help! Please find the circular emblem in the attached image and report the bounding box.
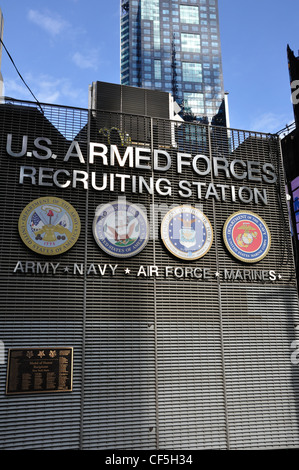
[161,205,213,260]
[93,200,149,258]
[18,197,81,256]
[223,211,271,263]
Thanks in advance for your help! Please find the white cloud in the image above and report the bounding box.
[37,75,87,106]
[27,10,70,36]
[72,49,99,70]
[2,78,27,98]
[3,74,87,108]
[250,112,293,134]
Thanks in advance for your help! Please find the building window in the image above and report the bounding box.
[154,60,161,79]
[180,5,199,24]
[184,92,204,114]
[141,0,161,50]
[182,62,202,82]
[181,33,201,53]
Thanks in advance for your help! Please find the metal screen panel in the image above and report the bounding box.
[0,98,299,450]
[221,285,299,449]
[0,101,88,449]
[156,281,227,450]
[82,280,157,449]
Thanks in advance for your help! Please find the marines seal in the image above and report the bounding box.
[223,211,271,263]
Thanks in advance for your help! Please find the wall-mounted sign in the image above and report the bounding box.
[93,200,149,258]
[8,132,277,206]
[6,347,73,395]
[18,197,81,256]
[160,205,213,260]
[223,211,271,263]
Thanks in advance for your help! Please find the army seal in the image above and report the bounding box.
[18,196,81,256]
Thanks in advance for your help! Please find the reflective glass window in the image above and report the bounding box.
[182,62,202,82]
[181,33,201,52]
[180,5,199,24]
[184,92,204,114]
[154,60,161,79]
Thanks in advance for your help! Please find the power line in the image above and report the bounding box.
[276,121,296,136]
[0,37,44,113]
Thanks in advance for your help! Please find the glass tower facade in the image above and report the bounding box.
[120,0,227,125]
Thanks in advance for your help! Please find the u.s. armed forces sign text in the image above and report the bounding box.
[6,128,276,268]
[6,133,277,205]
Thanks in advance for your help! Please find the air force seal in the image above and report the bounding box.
[93,200,149,258]
[161,205,213,260]
[223,211,271,263]
[18,197,81,256]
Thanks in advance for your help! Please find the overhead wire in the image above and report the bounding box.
[0,37,44,114]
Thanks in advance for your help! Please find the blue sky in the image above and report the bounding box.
[0,0,298,133]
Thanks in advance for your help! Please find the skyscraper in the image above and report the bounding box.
[120,0,228,125]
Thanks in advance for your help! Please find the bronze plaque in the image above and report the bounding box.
[6,347,73,395]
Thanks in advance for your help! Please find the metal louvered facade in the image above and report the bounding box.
[1,90,299,450]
